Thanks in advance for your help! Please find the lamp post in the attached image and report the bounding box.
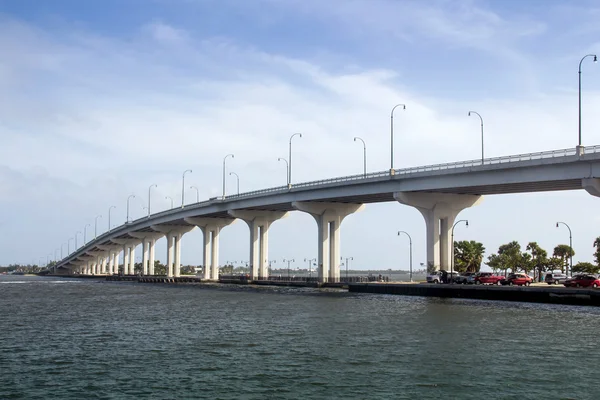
[398,230,413,282]
[278,158,289,186]
[289,133,302,185]
[467,111,484,165]
[229,172,240,195]
[94,215,102,239]
[126,194,136,223]
[54,248,59,261]
[304,258,316,278]
[68,237,74,255]
[556,222,573,277]
[84,224,91,244]
[165,196,174,209]
[182,169,192,208]
[190,185,200,202]
[148,184,157,217]
[283,258,295,279]
[61,243,66,259]
[75,231,82,249]
[390,103,406,171]
[222,154,234,199]
[451,220,469,284]
[342,256,354,282]
[353,137,367,177]
[108,206,116,230]
[578,54,597,148]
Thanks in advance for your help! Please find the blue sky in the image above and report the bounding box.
[1,0,600,269]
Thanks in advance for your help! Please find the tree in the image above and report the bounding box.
[572,262,600,274]
[553,245,575,274]
[487,253,509,275]
[498,241,522,273]
[154,260,166,276]
[594,237,600,267]
[526,242,548,282]
[454,240,486,273]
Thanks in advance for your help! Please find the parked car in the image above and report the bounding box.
[473,272,504,285]
[563,274,600,288]
[544,272,569,285]
[426,270,460,284]
[454,272,477,284]
[500,273,533,286]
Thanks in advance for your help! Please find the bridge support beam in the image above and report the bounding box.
[129,233,165,276]
[228,210,288,280]
[185,218,235,280]
[110,239,142,275]
[292,202,365,282]
[150,226,195,277]
[97,245,123,275]
[394,192,482,272]
[583,178,600,198]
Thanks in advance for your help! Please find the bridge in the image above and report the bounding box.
[52,145,600,282]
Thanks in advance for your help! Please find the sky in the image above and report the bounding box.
[1,0,600,270]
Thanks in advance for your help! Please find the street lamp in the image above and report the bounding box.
[283,258,295,279]
[451,220,469,284]
[556,222,573,276]
[54,248,59,261]
[467,111,484,165]
[289,133,302,185]
[68,237,74,255]
[398,230,413,282]
[148,184,157,217]
[304,257,316,278]
[278,158,289,186]
[126,194,136,223]
[75,231,82,249]
[84,223,91,244]
[390,103,406,171]
[94,215,102,239]
[190,185,200,203]
[61,243,66,259]
[353,137,367,177]
[578,54,597,148]
[165,196,174,209]
[222,154,234,199]
[182,169,192,208]
[341,256,354,282]
[229,172,240,195]
[108,206,116,231]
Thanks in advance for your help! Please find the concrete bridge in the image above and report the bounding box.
[52,145,600,282]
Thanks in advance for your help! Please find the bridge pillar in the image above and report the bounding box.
[150,225,195,277]
[101,257,107,274]
[110,239,142,275]
[394,192,482,273]
[292,202,365,282]
[184,218,235,280]
[129,233,165,276]
[228,211,288,280]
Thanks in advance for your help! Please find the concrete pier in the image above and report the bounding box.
[349,283,600,306]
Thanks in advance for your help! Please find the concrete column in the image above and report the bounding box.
[184,218,235,281]
[101,256,107,274]
[149,239,156,275]
[123,246,130,275]
[129,246,136,275]
[142,239,149,276]
[108,252,114,274]
[394,192,482,272]
[166,234,174,277]
[292,202,364,282]
[227,210,288,280]
[174,234,182,277]
[202,230,211,279]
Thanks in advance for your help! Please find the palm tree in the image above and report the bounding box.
[526,242,548,282]
[454,240,486,272]
[553,245,575,274]
[593,236,600,267]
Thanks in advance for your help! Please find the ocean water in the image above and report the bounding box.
[0,275,598,399]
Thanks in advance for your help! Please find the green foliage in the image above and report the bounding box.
[594,237,600,267]
[454,240,485,273]
[497,241,523,273]
[553,245,575,273]
[572,262,600,274]
[526,242,548,281]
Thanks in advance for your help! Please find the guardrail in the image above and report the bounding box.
[56,145,599,266]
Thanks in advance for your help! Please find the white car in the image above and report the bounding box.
[426,270,460,284]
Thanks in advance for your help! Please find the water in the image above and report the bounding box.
[1,275,598,399]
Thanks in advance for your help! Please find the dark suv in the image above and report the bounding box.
[544,272,568,285]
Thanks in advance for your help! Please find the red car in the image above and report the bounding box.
[474,272,504,285]
[500,273,533,286]
[563,274,600,288]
